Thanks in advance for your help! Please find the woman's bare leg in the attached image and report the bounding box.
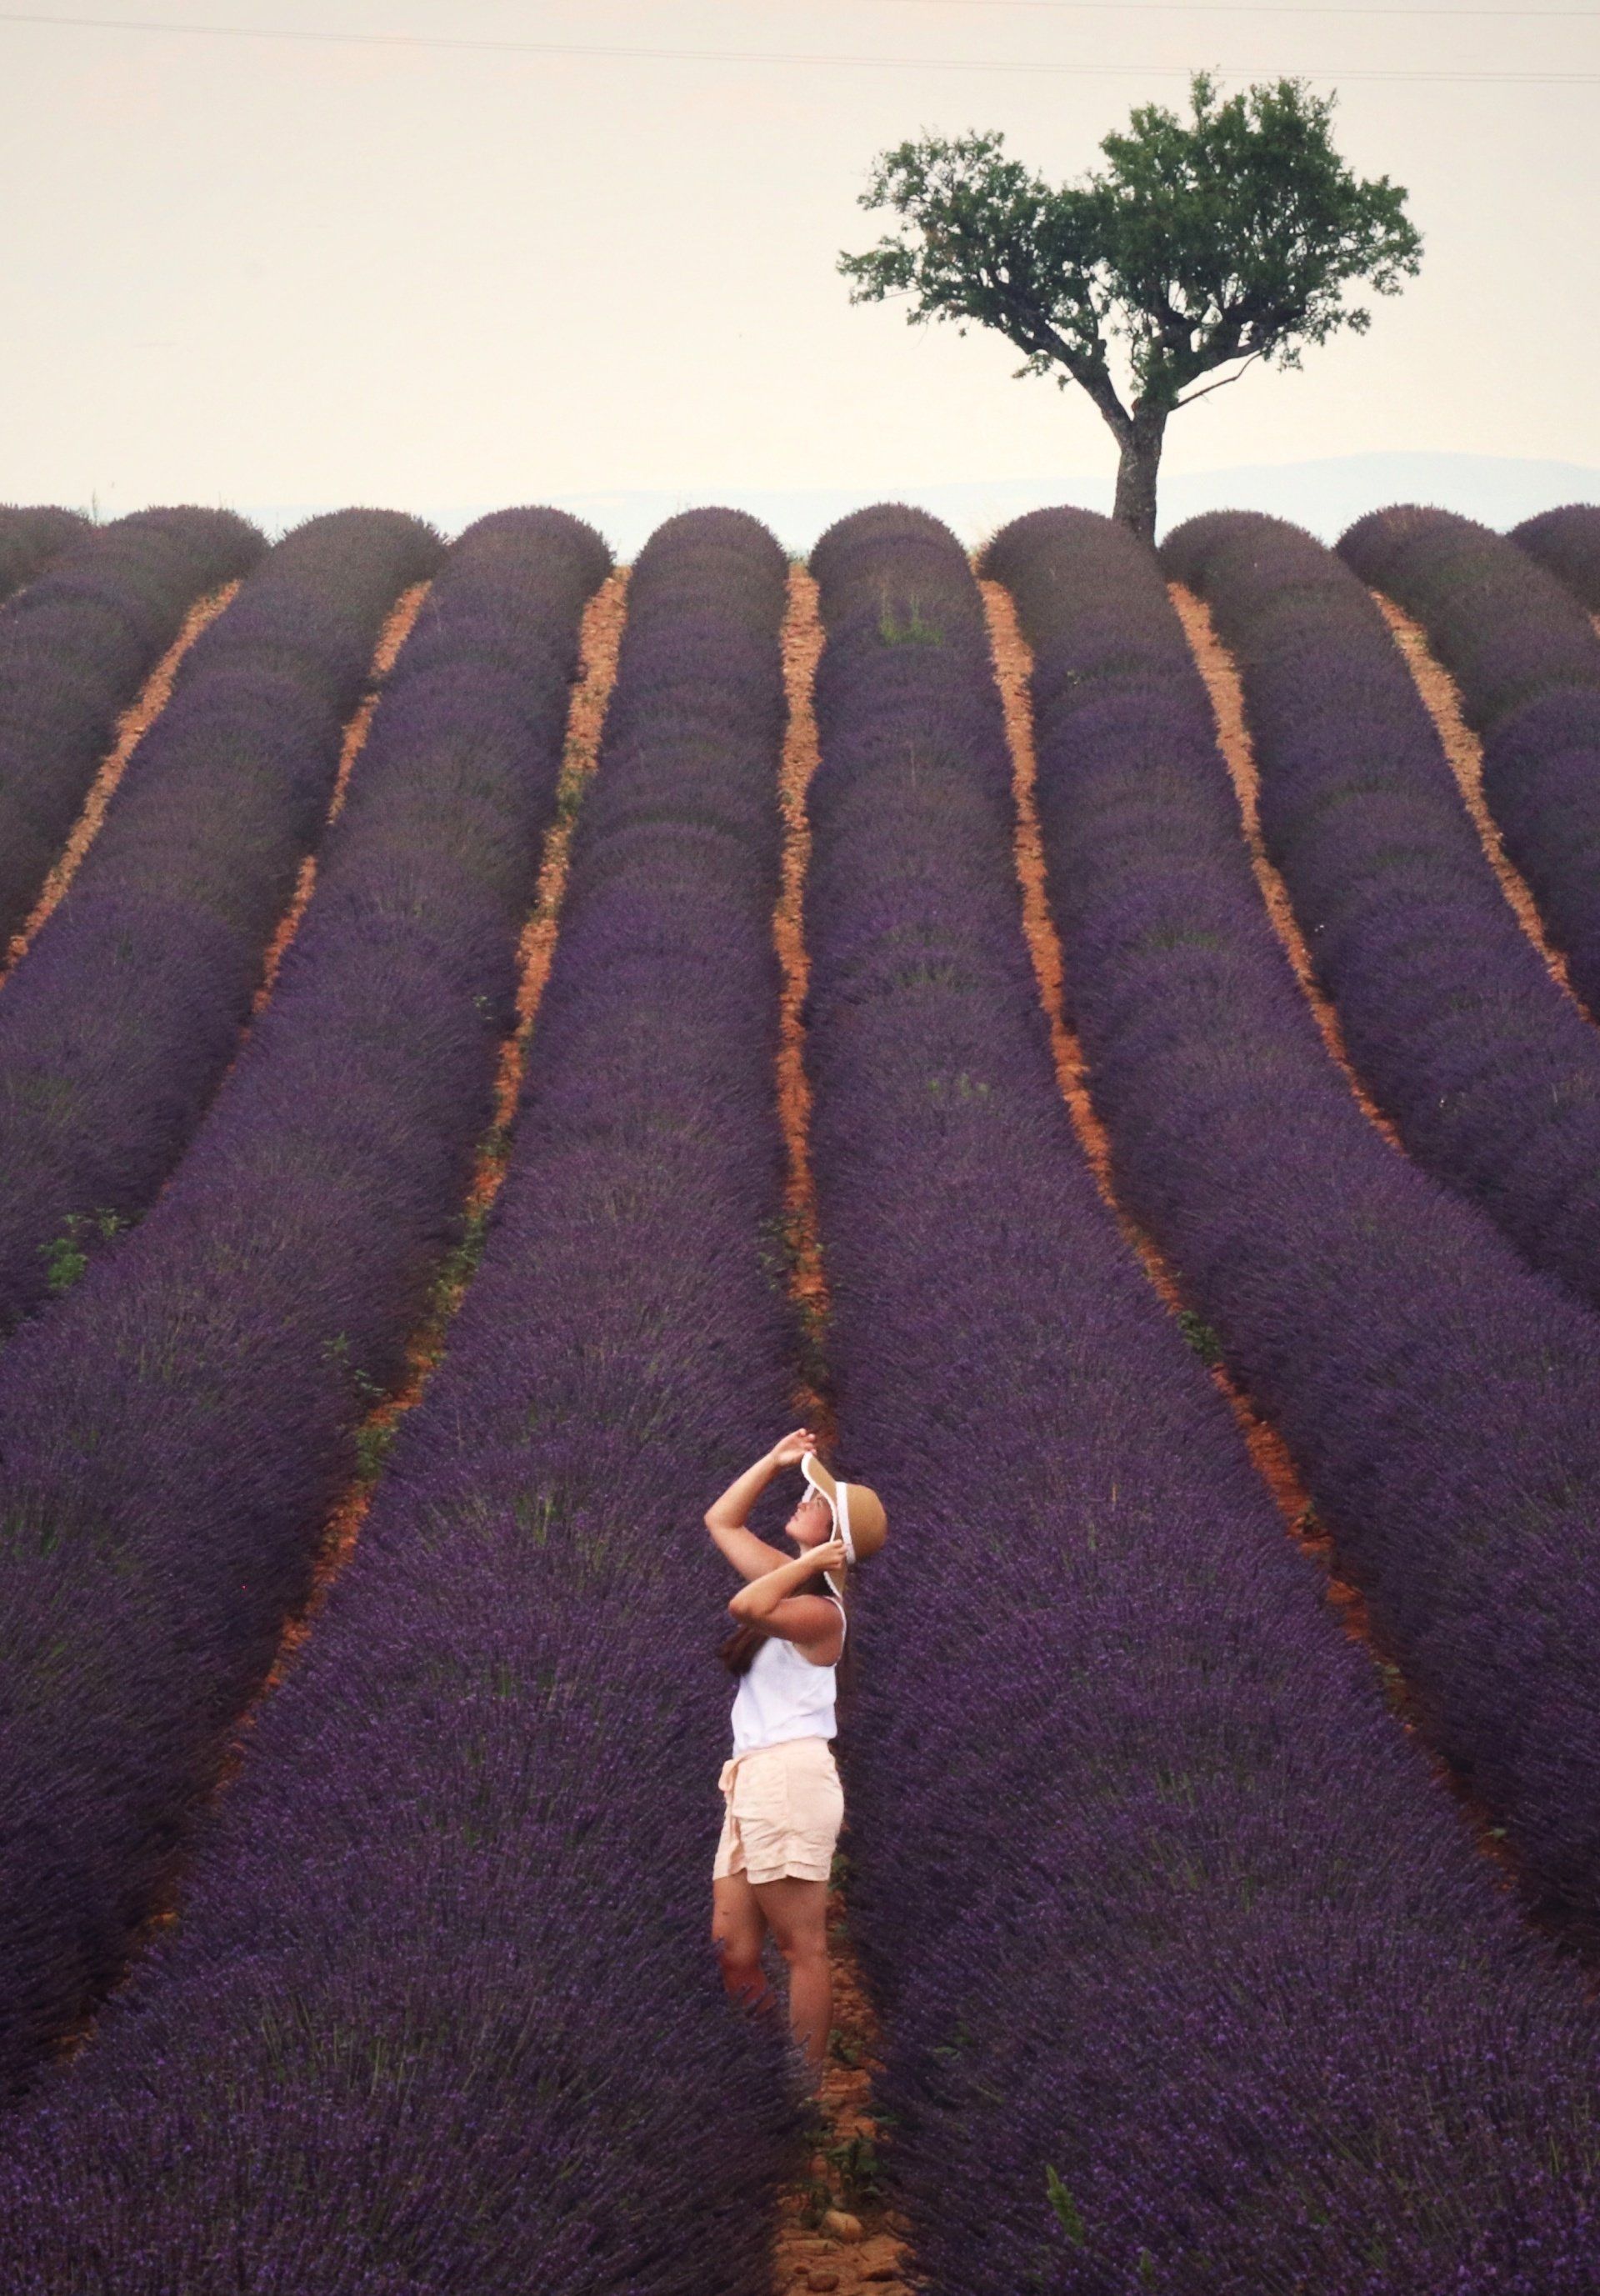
[752,1876,832,2082]
[712,1872,777,2013]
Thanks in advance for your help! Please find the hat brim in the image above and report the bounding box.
[800,1452,838,1512]
[800,1453,854,1567]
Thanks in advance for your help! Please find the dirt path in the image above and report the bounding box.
[252,580,432,1016]
[770,568,913,2296]
[0,580,242,986]
[1169,584,1402,1152]
[1372,589,1591,1016]
[776,569,834,1447]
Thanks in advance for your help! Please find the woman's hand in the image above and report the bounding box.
[803,1538,848,1578]
[768,1428,819,1470]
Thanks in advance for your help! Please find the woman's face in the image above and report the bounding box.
[787,1492,832,1549]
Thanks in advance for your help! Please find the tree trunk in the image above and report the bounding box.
[1111,405,1168,545]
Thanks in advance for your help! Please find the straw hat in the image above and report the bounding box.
[800,1453,888,1578]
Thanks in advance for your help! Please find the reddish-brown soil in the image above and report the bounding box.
[770,567,913,2296]
[1170,585,1403,1151]
[771,1913,917,2292]
[1,580,242,986]
[495,570,631,1088]
[252,580,432,1016]
[1372,590,1591,1014]
[776,568,834,1448]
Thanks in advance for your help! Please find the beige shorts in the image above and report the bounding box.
[712,1737,844,1887]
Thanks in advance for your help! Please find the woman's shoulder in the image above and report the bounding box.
[756,1593,844,1665]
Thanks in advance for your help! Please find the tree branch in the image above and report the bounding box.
[1172,348,1270,408]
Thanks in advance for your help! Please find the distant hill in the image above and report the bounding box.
[240,453,1600,556]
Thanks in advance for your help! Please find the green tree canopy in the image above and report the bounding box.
[839,74,1422,540]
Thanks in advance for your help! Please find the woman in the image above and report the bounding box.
[705,1428,888,2085]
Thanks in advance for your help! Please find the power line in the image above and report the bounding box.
[824,0,1600,16]
[0,9,1594,84]
[702,0,1600,17]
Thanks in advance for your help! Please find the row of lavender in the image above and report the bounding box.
[799,503,1600,2293]
[1341,505,1600,1021]
[1164,509,1600,1319]
[1515,502,1600,612]
[0,507,88,609]
[0,509,798,2293]
[0,508,441,1336]
[0,508,608,2099]
[987,505,1600,1951]
[0,507,262,948]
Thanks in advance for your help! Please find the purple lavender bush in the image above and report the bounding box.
[800,503,1600,2293]
[0,508,442,1337]
[0,508,89,608]
[1513,503,1600,613]
[1164,509,1600,1317]
[0,507,262,944]
[1339,503,1600,1020]
[985,504,1600,1954]
[0,508,798,2293]
[0,508,608,2098]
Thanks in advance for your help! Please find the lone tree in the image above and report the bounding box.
[838,74,1422,542]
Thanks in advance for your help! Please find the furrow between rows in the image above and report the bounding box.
[1,581,243,983]
[771,565,911,2296]
[1169,581,1402,1148]
[1373,590,1584,1006]
[249,577,433,1015]
[775,567,832,1424]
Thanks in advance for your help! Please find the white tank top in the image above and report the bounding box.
[729,1597,847,1756]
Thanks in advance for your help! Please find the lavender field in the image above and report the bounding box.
[2,493,1600,2294]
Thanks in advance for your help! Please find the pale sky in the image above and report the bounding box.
[1,0,1595,528]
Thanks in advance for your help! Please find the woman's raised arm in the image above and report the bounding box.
[728,1538,847,1625]
[703,1428,817,1581]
